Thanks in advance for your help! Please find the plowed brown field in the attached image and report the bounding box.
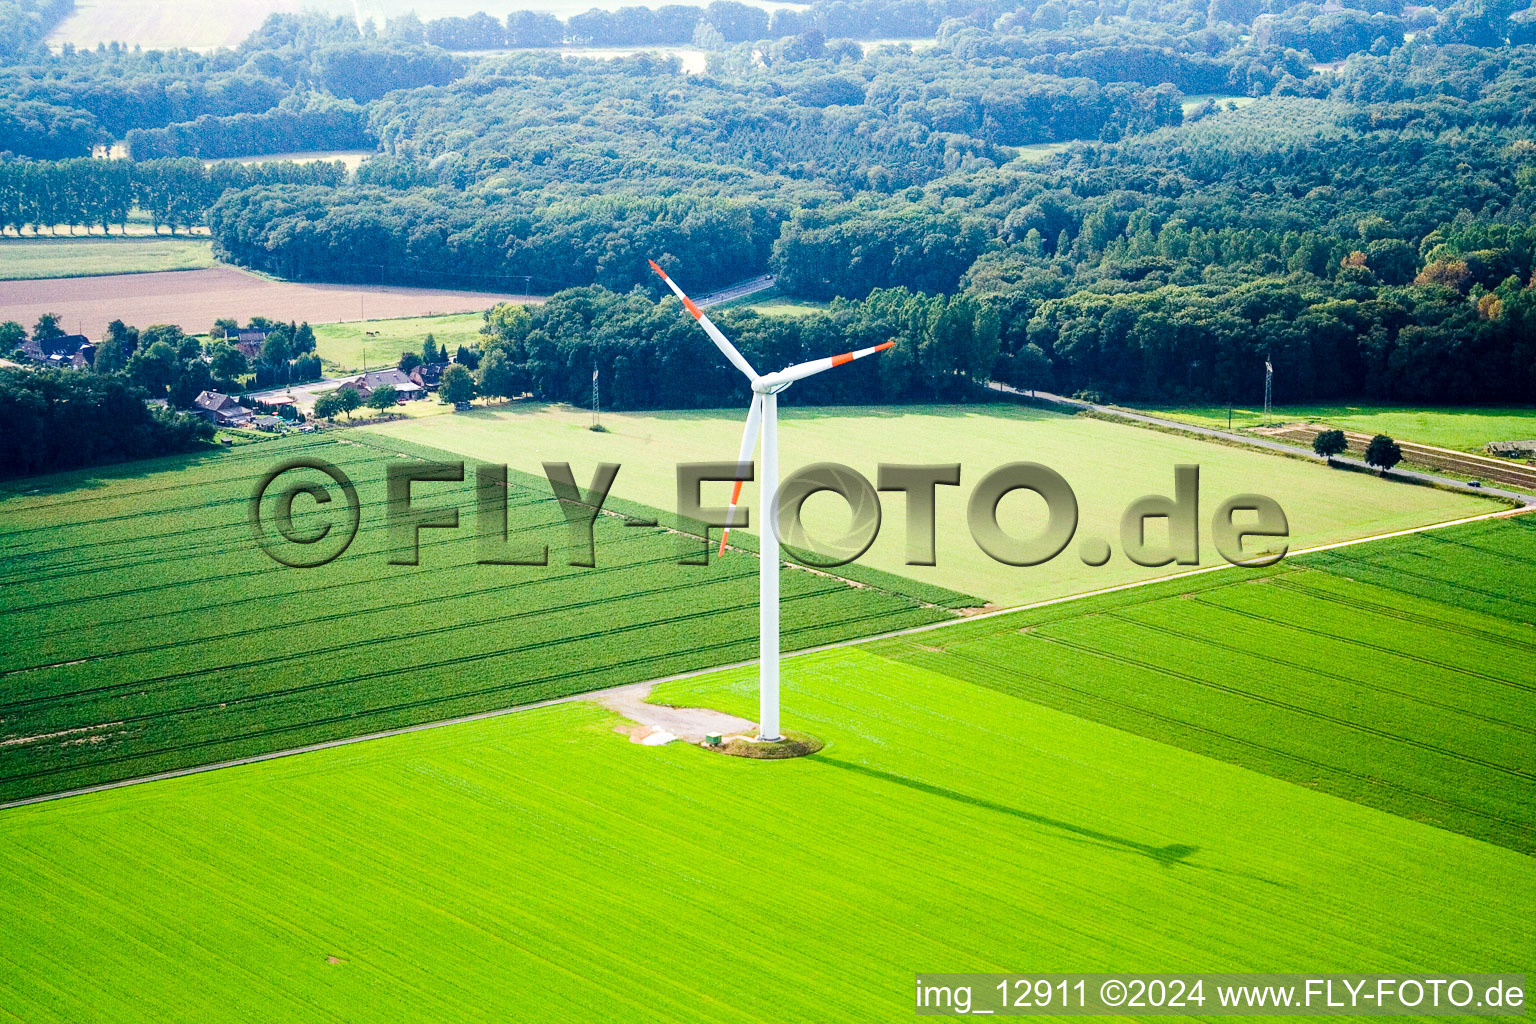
[0,267,523,339]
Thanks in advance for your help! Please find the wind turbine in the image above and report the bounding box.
[649,259,894,741]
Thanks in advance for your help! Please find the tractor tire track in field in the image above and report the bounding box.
[1190,597,1536,696]
[0,565,772,707]
[0,440,346,550]
[0,491,642,614]
[0,602,916,791]
[0,462,499,583]
[1263,577,1536,653]
[1316,548,1536,612]
[4,475,1530,810]
[898,641,1533,835]
[1017,629,1533,780]
[1097,608,1536,736]
[3,535,698,650]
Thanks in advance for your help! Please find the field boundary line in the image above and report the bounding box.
[3,503,1530,812]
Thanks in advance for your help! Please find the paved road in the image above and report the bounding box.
[697,273,775,308]
[246,374,352,410]
[990,382,1536,508]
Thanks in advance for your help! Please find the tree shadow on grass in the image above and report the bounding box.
[809,754,1291,888]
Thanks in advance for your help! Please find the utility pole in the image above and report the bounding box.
[1227,400,1233,431]
[591,363,600,429]
[1264,355,1273,422]
[523,275,532,300]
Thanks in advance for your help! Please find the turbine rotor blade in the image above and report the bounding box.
[766,340,896,387]
[648,259,760,382]
[719,394,763,557]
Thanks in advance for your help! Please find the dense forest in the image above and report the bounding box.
[0,368,213,479]
[2,0,1533,408]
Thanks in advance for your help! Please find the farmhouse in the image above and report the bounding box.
[234,329,269,360]
[25,334,92,366]
[192,390,254,426]
[410,361,449,391]
[348,368,426,401]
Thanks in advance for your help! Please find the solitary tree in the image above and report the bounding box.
[336,385,362,419]
[399,351,423,372]
[1312,429,1347,463]
[1364,434,1402,474]
[366,384,399,410]
[313,392,343,420]
[438,364,476,405]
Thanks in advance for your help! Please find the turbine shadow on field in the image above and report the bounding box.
[809,755,1200,867]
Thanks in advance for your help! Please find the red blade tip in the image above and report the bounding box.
[647,259,665,277]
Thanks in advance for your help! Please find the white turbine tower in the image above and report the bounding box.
[650,260,894,741]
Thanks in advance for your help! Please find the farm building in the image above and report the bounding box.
[1486,440,1536,458]
[234,329,269,360]
[252,415,285,431]
[192,390,254,427]
[347,368,426,401]
[410,362,450,391]
[23,334,92,366]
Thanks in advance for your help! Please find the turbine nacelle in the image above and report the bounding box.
[753,341,897,394]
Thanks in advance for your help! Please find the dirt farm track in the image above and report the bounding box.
[0,267,525,339]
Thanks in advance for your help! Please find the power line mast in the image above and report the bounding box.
[591,363,600,429]
[1263,354,1273,422]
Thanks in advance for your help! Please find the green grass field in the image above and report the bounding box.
[312,313,495,373]
[0,433,969,802]
[205,149,374,170]
[0,236,215,280]
[742,296,830,317]
[1010,140,1074,162]
[369,403,1497,607]
[875,515,1536,854]
[1137,403,1536,452]
[1,521,1531,1019]
[1178,93,1258,115]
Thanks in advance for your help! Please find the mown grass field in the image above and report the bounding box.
[312,312,494,373]
[0,236,215,280]
[370,402,1497,607]
[1138,403,1536,452]
[1178,92,1257,115]
[0,433,969,803]
[204,149,375,170]
[1,564,1530,1020]
[875,515,1536,854]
